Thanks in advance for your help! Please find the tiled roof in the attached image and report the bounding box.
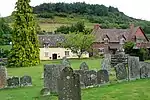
[38,34,65,47]
[92,27,140,43]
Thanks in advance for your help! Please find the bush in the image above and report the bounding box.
[54,13,68,17]
[37,13,54,19]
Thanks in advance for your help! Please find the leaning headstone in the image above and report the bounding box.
[44,64,65,93]
[84,70,97,87]
[140,62,150,79]
[114,63,128,80]
[128,56,140,80]
[20,75,32,87]
[101,54,111,74]
[97,70,109,84]
[61,57,71,67]
[74,70,85,88]
[80,62,89,70]
[58,67,81,100]
[40,87,50,96]
[0,66,7,89]
[7,76,20,88]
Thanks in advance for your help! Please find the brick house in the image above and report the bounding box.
[91,24,150,54]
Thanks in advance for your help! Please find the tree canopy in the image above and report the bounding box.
[8,0,40,67]
[0,18,12,45]
[61,31,94,58]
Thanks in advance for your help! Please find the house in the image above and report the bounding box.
[91,24,150,54]
[38,34,89,60]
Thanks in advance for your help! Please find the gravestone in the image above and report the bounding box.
[128,56,140,80]
[140,62,150,78]
[101,54,111,74]
[20,75,32,87]
[80,62,89,70]
[74,70,85,88]
[44,64,65,93]
[40,88,50,96]
[97,70,109,84]
[84,70,97,87]
[61,57,71,67]
[7,76,20,88]
[111,53,128,67]
[58,67,81,100]
[0,66,7,89]
[114,63,128,80]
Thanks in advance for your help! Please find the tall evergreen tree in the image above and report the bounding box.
[8,0,40,67]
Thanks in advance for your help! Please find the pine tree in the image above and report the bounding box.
[8,0,40,67]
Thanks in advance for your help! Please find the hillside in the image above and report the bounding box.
[32,2,150,34]
[3,2,150,34]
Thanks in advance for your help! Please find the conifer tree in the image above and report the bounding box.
[8,0,40,67]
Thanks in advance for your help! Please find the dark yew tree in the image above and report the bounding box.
[8,0,40,67]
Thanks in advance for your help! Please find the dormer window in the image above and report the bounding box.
[104,37,109,44]
[119,38,125,45]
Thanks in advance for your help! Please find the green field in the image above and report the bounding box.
[0,58,150,100]
[37,16,96,32]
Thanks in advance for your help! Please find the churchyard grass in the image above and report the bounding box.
[1,58,150,100]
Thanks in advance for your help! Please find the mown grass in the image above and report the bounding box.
[1,58,150,100]
[0,58,100,100]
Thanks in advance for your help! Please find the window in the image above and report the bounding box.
[104,38,109,44]
[44,52,49,57]
[98,48,104,54]
[65,51,70,56]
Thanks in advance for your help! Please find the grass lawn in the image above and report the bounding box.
[0,58,150,100]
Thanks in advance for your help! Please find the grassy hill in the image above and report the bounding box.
[37,16,96,32]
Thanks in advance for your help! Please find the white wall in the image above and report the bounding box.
[40,48,89,60]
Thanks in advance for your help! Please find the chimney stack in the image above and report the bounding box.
[94,24,101,30]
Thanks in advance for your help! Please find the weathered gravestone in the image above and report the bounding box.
[140,62,150,79]
[20,75,32,87]
[0,66,7,89]
[74,70,85,88]
[80,62,89,70]
[114,63,128,80]
[84,70,97,87]
[40,87,50,96]
[7,76,20,88]
[128,56,140,80]
[44,64,65,93]
[101,54,111,74]
[61,57,71,67]
[97,70,109,84]
[111,53,128,67]
[58,67,81,100]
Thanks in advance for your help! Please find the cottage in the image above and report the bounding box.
[38,34,89,60]
[92,24,150,54]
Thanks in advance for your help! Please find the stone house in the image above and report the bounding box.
[38,34,89,60]
[91,24,150,54]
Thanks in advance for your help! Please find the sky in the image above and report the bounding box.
[0,0,150,21]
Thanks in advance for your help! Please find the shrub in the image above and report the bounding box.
[37,13,54,19]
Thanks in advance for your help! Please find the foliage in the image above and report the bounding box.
[0,18,12,45]
[8,0,40,67]
[123,41,134,54]
[124,42,149,61]
[37,13,54,19]
[33,2,150,34]
[55,21,85,34]
[61,32,95,58]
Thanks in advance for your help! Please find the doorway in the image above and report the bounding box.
[52,54,57,60]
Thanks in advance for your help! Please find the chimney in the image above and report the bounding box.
[94,24,101,30]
